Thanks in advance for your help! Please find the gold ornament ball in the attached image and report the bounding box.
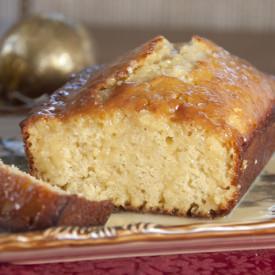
[0,14,96,99]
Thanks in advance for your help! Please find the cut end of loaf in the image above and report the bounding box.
[26,111,238,217]
[22,35,245,217]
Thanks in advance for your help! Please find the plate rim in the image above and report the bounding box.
[1,218,275,253]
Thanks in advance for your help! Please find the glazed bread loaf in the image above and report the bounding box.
[21,36,275,218]
[0,160,113,232]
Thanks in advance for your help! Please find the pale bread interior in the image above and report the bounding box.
[25,37,238,216]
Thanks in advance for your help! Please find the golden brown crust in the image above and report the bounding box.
[21,35,275,217]
[0,163,113,232]
[208,106,275,217]
[236,107,275,197]
[21,36,274,145]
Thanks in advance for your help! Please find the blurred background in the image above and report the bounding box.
[0,0,274,137]
[1,0,274,70]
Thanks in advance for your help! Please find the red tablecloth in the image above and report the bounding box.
[0,250,274,275]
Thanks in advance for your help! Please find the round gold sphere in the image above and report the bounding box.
[0,14,96,100]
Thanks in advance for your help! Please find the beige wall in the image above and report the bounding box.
[32,0,275,32]
[0,0,19,35]
[1,0,275,32]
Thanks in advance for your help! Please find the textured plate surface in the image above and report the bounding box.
[0,139,274,264]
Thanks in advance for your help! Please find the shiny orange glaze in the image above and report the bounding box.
[24,36,275,144]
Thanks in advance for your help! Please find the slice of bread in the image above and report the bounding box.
[0,160,113,232]
[21,36,275,218]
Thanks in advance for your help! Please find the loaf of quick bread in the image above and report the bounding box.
[21,36,275,218]
[0,160,113,232]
